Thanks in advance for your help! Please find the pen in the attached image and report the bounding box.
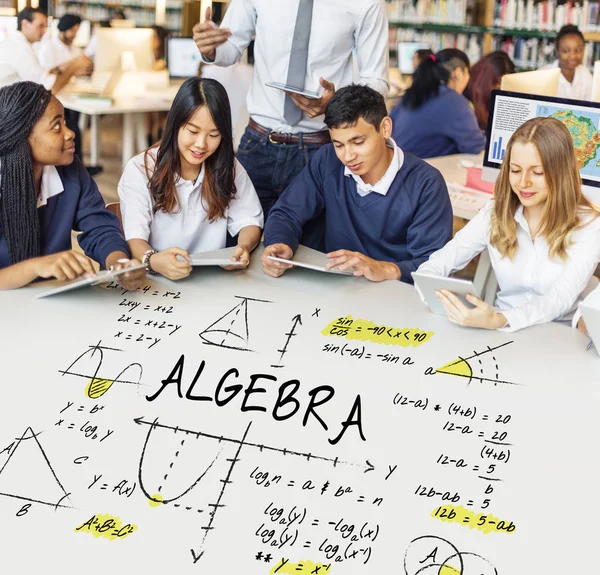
[586,338,594,351]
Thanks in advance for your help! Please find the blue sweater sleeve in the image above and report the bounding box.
[395,165,453,283]
[263,147,327,252]
[448,94,486,155]
[71,159,130,266]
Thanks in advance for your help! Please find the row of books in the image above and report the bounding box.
[493,0,600,31]
[394,27,484,63]
[492,34,598,68]
[386,0,472,25]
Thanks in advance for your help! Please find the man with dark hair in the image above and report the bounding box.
[261,85,453,283]
[0,8,90,93]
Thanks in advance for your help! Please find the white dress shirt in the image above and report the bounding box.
[545,60,593,101]
[38,36,81,71]
[344,139,404,197]
[417,201,600,332]
[118,150,264,253]
[203,0,389,133]
[0,32,55,90]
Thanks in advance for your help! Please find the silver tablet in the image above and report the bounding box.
[412,271,482,316]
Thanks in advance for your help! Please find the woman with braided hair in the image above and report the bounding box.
[0,81,145,289]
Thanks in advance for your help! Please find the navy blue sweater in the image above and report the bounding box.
[0,158,129,269]
[390,85,486,159]
[264,145,453,283]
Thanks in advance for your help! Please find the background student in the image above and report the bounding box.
[465,51,515,132]
[118,78,263,281]
[0,82,144,290]
[262,85,452,283]
[192,1,389,221]
[0,8,90,93]
[417,117,600,332]
[390,49,485,158]
[541,24,592,101]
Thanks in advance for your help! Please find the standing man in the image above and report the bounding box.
[0,8,90,93]
[192,1,389,224]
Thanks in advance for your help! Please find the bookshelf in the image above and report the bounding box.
[53,0,183,33]
[387,0,600,70]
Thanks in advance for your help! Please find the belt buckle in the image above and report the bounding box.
[268,129,281,144]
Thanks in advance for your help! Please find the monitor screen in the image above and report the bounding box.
[397,42,429,75]
[168,37,201,79]
[484,90,600,194]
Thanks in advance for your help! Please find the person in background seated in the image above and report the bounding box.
[118,78,263,281]
[464,51,515,132]
[411,48,434,73]
[261,84,453,283]
[541,25,592,101]
[417,117,600,331]
[390,49,485,158]
[0,82,144,289]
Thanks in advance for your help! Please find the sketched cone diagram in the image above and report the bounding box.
[433,341,521,387]
[404,535,497,575]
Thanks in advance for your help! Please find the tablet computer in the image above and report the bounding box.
[35,263,146,299]
[265,81,321,100]
[267,255,354,276]
[189,247,245,267]
[412,271,482,316]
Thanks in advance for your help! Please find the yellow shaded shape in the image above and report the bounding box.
[435,357,473,379]
[75,513,137,541]
[431,505,516,535]
[270,560,330,574]
[86,377,115,399]
[148,494,163,508]
[440,566,461,575]
[321,315,433,348]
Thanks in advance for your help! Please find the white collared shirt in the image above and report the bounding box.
[547,60,593,101]
[37,165,64,208]
[118,150,264,253]
[0,32,55,90]
[38,36,81,71]
[417,201,600,332]
[203,0,389,133]
[344,139,404,197]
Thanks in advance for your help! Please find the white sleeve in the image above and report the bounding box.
[37,41,58,71]
[354,0,389,96]
[417,201,492,277]
[581,66,593,101]
[16,42,55,89]
[501,217,600,332]
[226,159,264,236]
[117,156,154,242]
[201,0,256,67]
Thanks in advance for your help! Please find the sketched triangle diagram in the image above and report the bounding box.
[0,427,71,509]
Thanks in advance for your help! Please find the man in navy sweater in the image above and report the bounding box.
[261,85,453,283]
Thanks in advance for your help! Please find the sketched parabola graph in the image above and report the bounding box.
[404,535,497,575]
[434,341,521,387]
[199,296,272,352]
[0,427,72,509]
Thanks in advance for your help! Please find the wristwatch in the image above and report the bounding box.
[142,249,158,275]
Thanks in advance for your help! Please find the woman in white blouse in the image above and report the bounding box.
[118,77,263,280]
[417,116,600,332]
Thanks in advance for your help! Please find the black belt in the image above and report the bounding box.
[249,118,331,145]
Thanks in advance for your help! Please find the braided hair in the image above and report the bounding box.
[0,81,52,264]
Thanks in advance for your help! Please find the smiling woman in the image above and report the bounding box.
[0,81,144,290]
[118,77,264,281]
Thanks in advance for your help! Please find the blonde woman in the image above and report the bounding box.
[416,116,600,332]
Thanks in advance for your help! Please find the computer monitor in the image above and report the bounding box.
[94,28,154,74]
[167,37,201,79]
[397,42,429,75]
[500,68,561,97]
[0,15,17,42]
[591,61,600,102]
[483,90,600,203]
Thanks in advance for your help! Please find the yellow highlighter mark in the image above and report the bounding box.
[431,505,516,535]
[75,513,137,540]
[439,566,462,575]
[322,315,433,348]
[270,559,331,574]
[148,493,164,508]
[86,377,115,399]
